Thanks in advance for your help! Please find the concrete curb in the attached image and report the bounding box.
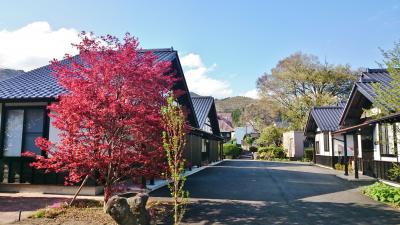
[147,160,224,193]
[312,163,377,185]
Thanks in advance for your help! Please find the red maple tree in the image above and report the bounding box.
[24,33,176,201]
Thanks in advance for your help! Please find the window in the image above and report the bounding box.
[337,145,343,156]
[3,107,46,157]
[315,141,320,154]
[202,117,212,133]
[201,139,207,153]
[379,123,397,156]
[324,133,330,152]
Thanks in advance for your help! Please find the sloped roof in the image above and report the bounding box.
[0,49,177,100]
[355,69,391,102]
[339,68,392,125]
[305,104,344,133]
[191,96,214,128]
[191,96,221,135]
[218,113,234,132]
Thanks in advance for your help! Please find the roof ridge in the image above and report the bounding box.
[191,96,214,99]
[366,68,388,73]
[313,106,343,109]
[138,48,175,52]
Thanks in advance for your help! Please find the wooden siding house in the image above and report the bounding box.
[306,69,400,183]
[333,69,400,182]
[0,48,222,194]
[304,104,349,168]
[189,96,223,165]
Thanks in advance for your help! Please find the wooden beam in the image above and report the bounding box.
[344,134,349,176]
[353,132,359,179]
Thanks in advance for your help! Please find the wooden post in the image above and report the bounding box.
[331,132,335,169]
[313,138,316,164]
[344,134,349,176]
[353,132,359,179]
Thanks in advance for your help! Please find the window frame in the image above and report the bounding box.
[315,141,320,155]
[1,105,49,158]
[324,133,330,152]
[379,123,398,157]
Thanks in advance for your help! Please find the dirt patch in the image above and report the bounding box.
[13,201,172,225]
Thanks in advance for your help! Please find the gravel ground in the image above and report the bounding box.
[12,201,172,225]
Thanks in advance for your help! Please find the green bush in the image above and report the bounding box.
[249,146,258,152]
[388,163,400,182]
[271,147,285,158]
[256,146,285,160]
[303,148,313,161]
[223,143,242,158]
[257,147,268,153]
[364,182,400,207]
[334,163,353,171]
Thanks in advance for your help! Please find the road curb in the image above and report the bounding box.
[147,160,224,193]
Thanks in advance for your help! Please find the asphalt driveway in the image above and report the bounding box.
[151,160,400,225]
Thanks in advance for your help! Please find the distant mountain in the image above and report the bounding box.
[215,96,255,113]
[0,68,24,81]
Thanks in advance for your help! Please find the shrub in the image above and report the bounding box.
[303,148,313,161]
[364,182,400,207]
[257,147,269,153]
[271,146,285,158]
[388,163,400,182]
[256,146,285,160]
[244,136,255,145]
[335,163,353,171]
[223,143,242,158]
[249,146,258,152]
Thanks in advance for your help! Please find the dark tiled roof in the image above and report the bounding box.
[310,106,344,131]
[339,68,392,125]
[0,49,177,100]
[191,96,214,128]
[355,68,391,102]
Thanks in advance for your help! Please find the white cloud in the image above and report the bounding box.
[180,53,233,98]
[0,21,79,71]
[241,89,260,99]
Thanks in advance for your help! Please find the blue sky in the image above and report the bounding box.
[0,0,399,98]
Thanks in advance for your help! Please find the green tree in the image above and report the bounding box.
[257,52,357,130]
[372,40,400,115]
[240,98,279,130]
[162,95,189,225]
[231,109,242,127]
[256,125,284,147]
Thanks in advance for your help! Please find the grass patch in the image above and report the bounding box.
[363,182,400,207]
[28,199,104,220]
[29,205,67,219]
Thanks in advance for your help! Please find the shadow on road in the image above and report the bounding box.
[152,160,356,202]
[181,199,400,225]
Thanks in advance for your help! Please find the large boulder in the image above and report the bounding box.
[105,192,150,225]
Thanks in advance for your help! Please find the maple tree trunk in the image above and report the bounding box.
[69,174,90,206]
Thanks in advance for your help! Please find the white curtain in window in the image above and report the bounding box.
[4,110,24,157]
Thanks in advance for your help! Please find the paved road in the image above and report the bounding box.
[151,160,400,225]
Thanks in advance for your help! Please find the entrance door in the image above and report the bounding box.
[361,128,374,177]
